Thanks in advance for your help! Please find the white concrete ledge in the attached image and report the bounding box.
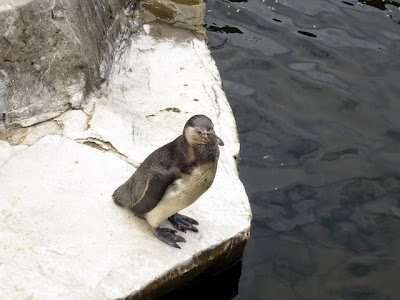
[0,23,251,299]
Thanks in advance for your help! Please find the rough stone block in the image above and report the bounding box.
[0,0,136,127]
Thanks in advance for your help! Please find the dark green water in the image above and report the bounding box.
[204,0,400,299]
[163,0,400,299]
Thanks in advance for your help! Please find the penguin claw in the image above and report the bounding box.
[152,227,186,249]
[177,213,199,225]
[168,213,199,233]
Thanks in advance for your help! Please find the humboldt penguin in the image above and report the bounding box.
[112,115,224,248]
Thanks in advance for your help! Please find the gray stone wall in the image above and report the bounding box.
[0,0,137,128]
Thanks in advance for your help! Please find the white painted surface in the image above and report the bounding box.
[0,140,15,168]
[0,27,251,299]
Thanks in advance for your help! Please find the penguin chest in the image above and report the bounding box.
[144,163,217,228]
[171,163,217,203]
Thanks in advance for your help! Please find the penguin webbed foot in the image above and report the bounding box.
[152,227,186,249]
[168,213,199,233]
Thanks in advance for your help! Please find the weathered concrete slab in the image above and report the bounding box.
[0,2,252,299]
[0,134,249,299]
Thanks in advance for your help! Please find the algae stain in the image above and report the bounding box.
[161,107,181,113]
[171,0,201,5]
[141,1,176,21]
[146,114,156,118]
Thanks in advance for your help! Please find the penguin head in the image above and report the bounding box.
[184,115,224,146]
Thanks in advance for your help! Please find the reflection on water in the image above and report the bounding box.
[360,0,400,11]
[208,24,244,34]
[204,0,400,298]
[297,30,318,38]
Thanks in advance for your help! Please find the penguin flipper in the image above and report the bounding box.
[131,171,176,215]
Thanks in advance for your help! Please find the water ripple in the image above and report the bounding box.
[205,0,400,298]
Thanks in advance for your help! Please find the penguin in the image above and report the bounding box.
[112,115,224,248]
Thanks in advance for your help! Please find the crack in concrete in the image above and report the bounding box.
[80,137,140,168]
[1,103,141,171]
[53,104,141,168]
[203,83,221,118]
[82,101,96,130]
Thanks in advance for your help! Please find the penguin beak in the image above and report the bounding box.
[207,129,224,146]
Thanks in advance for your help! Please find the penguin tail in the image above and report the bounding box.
[112,194,123,206]
[112,185,128,207]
